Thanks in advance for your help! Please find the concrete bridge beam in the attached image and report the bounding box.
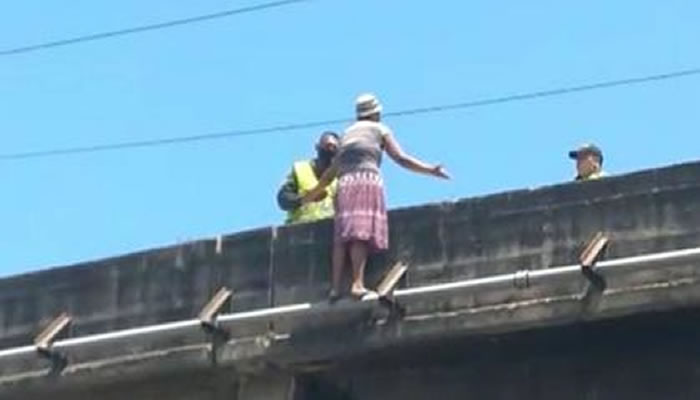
[238,373,297,400]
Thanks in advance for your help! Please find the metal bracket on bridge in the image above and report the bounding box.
[579,232,609,292]
[513,270,531,289]
[199,287,233,366]
[375,262,408,320]
[199,287,233,343]
[34,312,72,375]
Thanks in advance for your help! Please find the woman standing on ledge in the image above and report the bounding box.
[302,94,450,300]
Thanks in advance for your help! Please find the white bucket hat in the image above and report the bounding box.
[355,93,383,118]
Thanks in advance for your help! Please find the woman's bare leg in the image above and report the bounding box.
[331,240,346,295]
[349,241,369,296]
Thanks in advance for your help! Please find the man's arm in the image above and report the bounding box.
[277,171,302,212]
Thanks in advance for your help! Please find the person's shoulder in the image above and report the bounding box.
[344,121,393,140]
[343,120,363,133]
[576,170,609,182]
[363,120,393,136]
[288,160,312,178]
[293,159,313,168]
[347,120,374,129]
[378,122,393,136]
[592,170,609,179]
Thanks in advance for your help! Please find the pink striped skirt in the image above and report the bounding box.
[334,170,389,252]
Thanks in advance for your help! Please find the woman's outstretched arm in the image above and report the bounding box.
[384,134,450,179]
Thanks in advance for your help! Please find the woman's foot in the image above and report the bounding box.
[350,286,377,300]
[328,288,341,303]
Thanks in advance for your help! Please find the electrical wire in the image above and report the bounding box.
[2,67,699,161]
[0,0,310,57]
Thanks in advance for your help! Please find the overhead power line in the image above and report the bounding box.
[384,68,700,118]
[0,0,310,57]
[2,67,699,161]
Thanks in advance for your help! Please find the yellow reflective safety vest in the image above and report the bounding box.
[576,170,608,181]
[286,160,337,224]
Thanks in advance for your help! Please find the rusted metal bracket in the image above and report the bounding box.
[513,270,531,289]
[199,287,233,336]
[198,287,233,340]
[34,312,72,374]
[580,232,610,291]
[580,232,610,269]
[199,287,233,362]
[376,262,408,320]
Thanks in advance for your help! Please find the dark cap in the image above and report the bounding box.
[319,130,340,141]
[568,143,603,162]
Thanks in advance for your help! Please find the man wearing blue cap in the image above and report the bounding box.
[569,143,607,181]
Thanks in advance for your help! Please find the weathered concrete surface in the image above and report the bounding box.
[318,307,700,400]
[4,265,700,395]
[3,161,699,349]
[238,372,296,400]
[9,308,700,400]
[2,161,700,398]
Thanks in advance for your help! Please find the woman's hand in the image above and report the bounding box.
[301,188,328,204]
[301,160,338,205]
[431,164,451,179]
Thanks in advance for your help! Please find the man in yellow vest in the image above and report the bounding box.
[277,131,340,224]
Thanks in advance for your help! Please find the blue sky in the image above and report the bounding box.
[1,1,699,276]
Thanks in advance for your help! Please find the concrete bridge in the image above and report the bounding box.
[2,161,700,399]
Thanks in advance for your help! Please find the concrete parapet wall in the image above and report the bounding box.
[1,161,699,350]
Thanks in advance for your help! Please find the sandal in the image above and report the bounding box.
[351,288,377,301]
[328,289,341,303]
